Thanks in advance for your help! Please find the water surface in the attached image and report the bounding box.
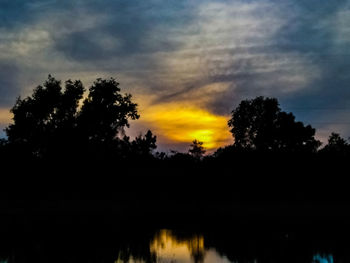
[0,227,344,263]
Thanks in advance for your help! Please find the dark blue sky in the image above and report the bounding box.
[1,0,350,150]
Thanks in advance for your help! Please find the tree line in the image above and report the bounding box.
[0,76,349,164]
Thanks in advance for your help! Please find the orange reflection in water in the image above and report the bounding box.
[114,229,232,263]
[150,230,205,263]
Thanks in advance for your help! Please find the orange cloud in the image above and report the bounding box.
[140,102,233,150]
[0,108,11,125]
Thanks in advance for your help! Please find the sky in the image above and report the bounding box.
[1,0,350,152]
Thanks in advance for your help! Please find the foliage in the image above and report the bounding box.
[131,130,157,156]
[228,96,321,152]
[3,77,346,163]
[320,132,349,155]
[6,75,85,157]
[78,78,139,143]
[189,139,206,159]
[5,76,145,160]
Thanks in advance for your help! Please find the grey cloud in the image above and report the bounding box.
[1,0,350,148]
[200,0,350,123]
[0,61,20,107]
[52,1,194,62]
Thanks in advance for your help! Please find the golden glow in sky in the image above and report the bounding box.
[0,109,11,126]
[140,102,233,150]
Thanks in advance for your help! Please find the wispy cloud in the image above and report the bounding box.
[1,0,350,149]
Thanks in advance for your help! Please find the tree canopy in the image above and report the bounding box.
[6,75,85,158]
[228,96,321,152]
[2,76,346,163]
[78,78,139,143]
[320,132,350,155]
[4,75,153,160]
[189,139,206,159]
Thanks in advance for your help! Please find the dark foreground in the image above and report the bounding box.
[0,155,349,262]
[0,216,348,263]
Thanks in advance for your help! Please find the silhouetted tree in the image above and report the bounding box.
[228,96,321,152]
[0,138,7,157]
[212,145,236,158]
[6,75,84,158]
[78,78,139,144]
[154,151,167,160]
[0,138,7,147]
[75,78,140,160]
[320,132,349,155]
[5,76,144,160]
[131,130,157,156]
[189,139,206,159]
[168,150,194,163]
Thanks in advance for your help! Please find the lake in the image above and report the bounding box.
[0,225,344,263]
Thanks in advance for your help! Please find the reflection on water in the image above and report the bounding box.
[312,254,334,263]
[113,230,336,263]
[0,228,339,263]
[149,230,231,263]
[114,229,237,263]
[113,230,233,263]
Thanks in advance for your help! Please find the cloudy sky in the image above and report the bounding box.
[1,0,350,152]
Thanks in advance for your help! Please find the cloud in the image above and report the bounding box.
[0,108,11,124]
[0,108,12,138]
[0,61,20,107]
[51,1,193,61]
[138,101,233,151]
[1,0,350,150]
[131,0,323,118]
